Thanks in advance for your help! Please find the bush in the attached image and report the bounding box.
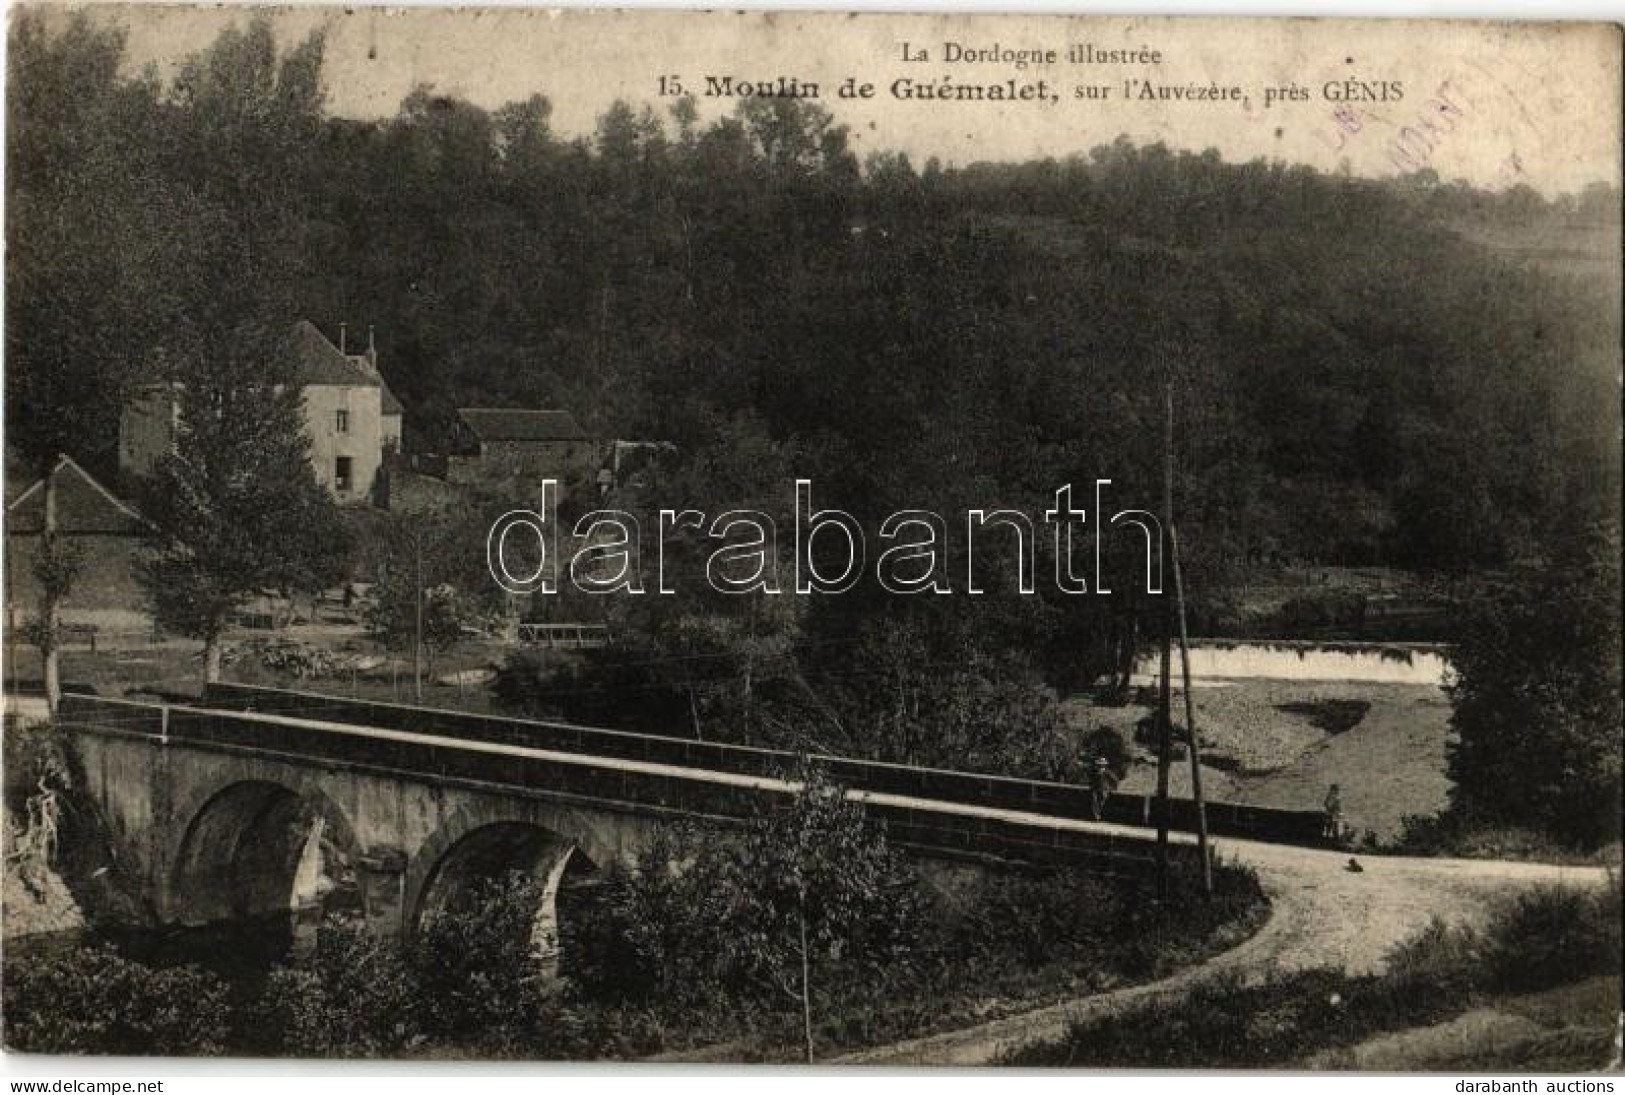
[1005,874,1620,1068]
[411,871,590,1057]
[1385,810,1625,866]
[567,768,925,1059]
[2,945,230,1055]
[246,916,423,1056]
[1077,726,1132,782]
[1445,529,1622,849]
[1476,881,1623,994]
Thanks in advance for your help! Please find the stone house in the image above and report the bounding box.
[447,408,600,493]
[119,321,406,505]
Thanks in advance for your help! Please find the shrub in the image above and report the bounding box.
[1476,881,1622,994]
[1004,874,1620,1068]
[1445,529,1622,849]
[410,871,590,1057]
[567,768,924,1059]
[1077,727,1132,782]
[2,945,230,1055]
[247,916,423,1056]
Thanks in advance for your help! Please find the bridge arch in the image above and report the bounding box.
[404,801,615,972]
[167,777,360,927]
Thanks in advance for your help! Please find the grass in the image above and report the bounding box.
[4,634,514,714]
[564,852,1268,1062]
[1373,812,1625,869]
[1002,879,1622,1070]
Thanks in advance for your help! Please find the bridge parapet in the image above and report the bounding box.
[198,682,1332,848]
[57,692,1174,876]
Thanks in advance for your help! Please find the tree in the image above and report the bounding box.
[127,21,347,685]
[411,872,587,1056]
[734,764,919,1062]
[137,350,348,683]
[5,13,174,709]
[362,503,501,688]
[23,519,84,712]
[1445,525,1623,847]
[572,767,920,1060]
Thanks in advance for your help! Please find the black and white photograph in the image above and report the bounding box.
[0,4,1620,1078]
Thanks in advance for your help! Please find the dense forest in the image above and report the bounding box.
[7,14,1621,736]
[10,14,1618,568]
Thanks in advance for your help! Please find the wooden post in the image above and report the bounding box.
[1154,383,1175,901]
[41,461,62,714]
[1171,524,1213,896]
[413,531,424,704]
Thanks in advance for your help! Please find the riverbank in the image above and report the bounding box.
[1066,677,1452,842]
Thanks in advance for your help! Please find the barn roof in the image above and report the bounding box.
[6,455,146,536]
[455,408,589,444]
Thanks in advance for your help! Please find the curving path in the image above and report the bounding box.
[834,833,1614,1067]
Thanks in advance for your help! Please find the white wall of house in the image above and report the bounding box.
[304,383,383,503]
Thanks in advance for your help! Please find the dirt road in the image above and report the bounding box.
[834,833,1613,1066]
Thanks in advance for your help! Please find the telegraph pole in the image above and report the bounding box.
[1171,525,1213,896]
[413,530,424,704]
[1154,383,1175,901]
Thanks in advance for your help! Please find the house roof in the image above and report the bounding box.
[6,455,146,536]
[455,408,589,444]
[381,385,405,416]
[291,320,380,389]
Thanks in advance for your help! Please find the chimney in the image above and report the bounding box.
[339,322,348,354]
[367,325,377,368]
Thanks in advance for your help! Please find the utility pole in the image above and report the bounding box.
[1154,383,1175,901]
[413,530,424,704]
[1171,525,1213,896]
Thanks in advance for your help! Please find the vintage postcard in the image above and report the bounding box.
[2,3,1620,1076]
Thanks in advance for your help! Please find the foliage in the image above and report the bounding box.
[359,503,503,668]
[9,10,1622,714]
[242,638,349,680]
[1468,880,1623,994]
[251,881,597,1059]
[246,916,423,1057]
[496,612,1077,780]
[410,872,589,1056]
[23,531,84,657]
[1444,526,1623,847]
[1004,876,1622,1068]
[109,20,352,679]
[1077,726,1133,783]
[1,945,230,1055]
[134,376,350,674]
[1380,811,1622,866]
[568,767,923,1058]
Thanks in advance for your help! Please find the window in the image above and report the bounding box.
[335,456,353,494]
[335,408,350,433]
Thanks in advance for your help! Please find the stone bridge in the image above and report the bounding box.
[55,684,1324,964]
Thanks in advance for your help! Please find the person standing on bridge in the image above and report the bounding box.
[1322,782,1345,842]
[1089,754,1118,820]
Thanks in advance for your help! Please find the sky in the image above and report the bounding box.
[54,4,1625,196]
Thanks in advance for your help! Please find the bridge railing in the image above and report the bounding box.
[56,690,1172,876]
[56,693,169,736]
[197,682,1331,848]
